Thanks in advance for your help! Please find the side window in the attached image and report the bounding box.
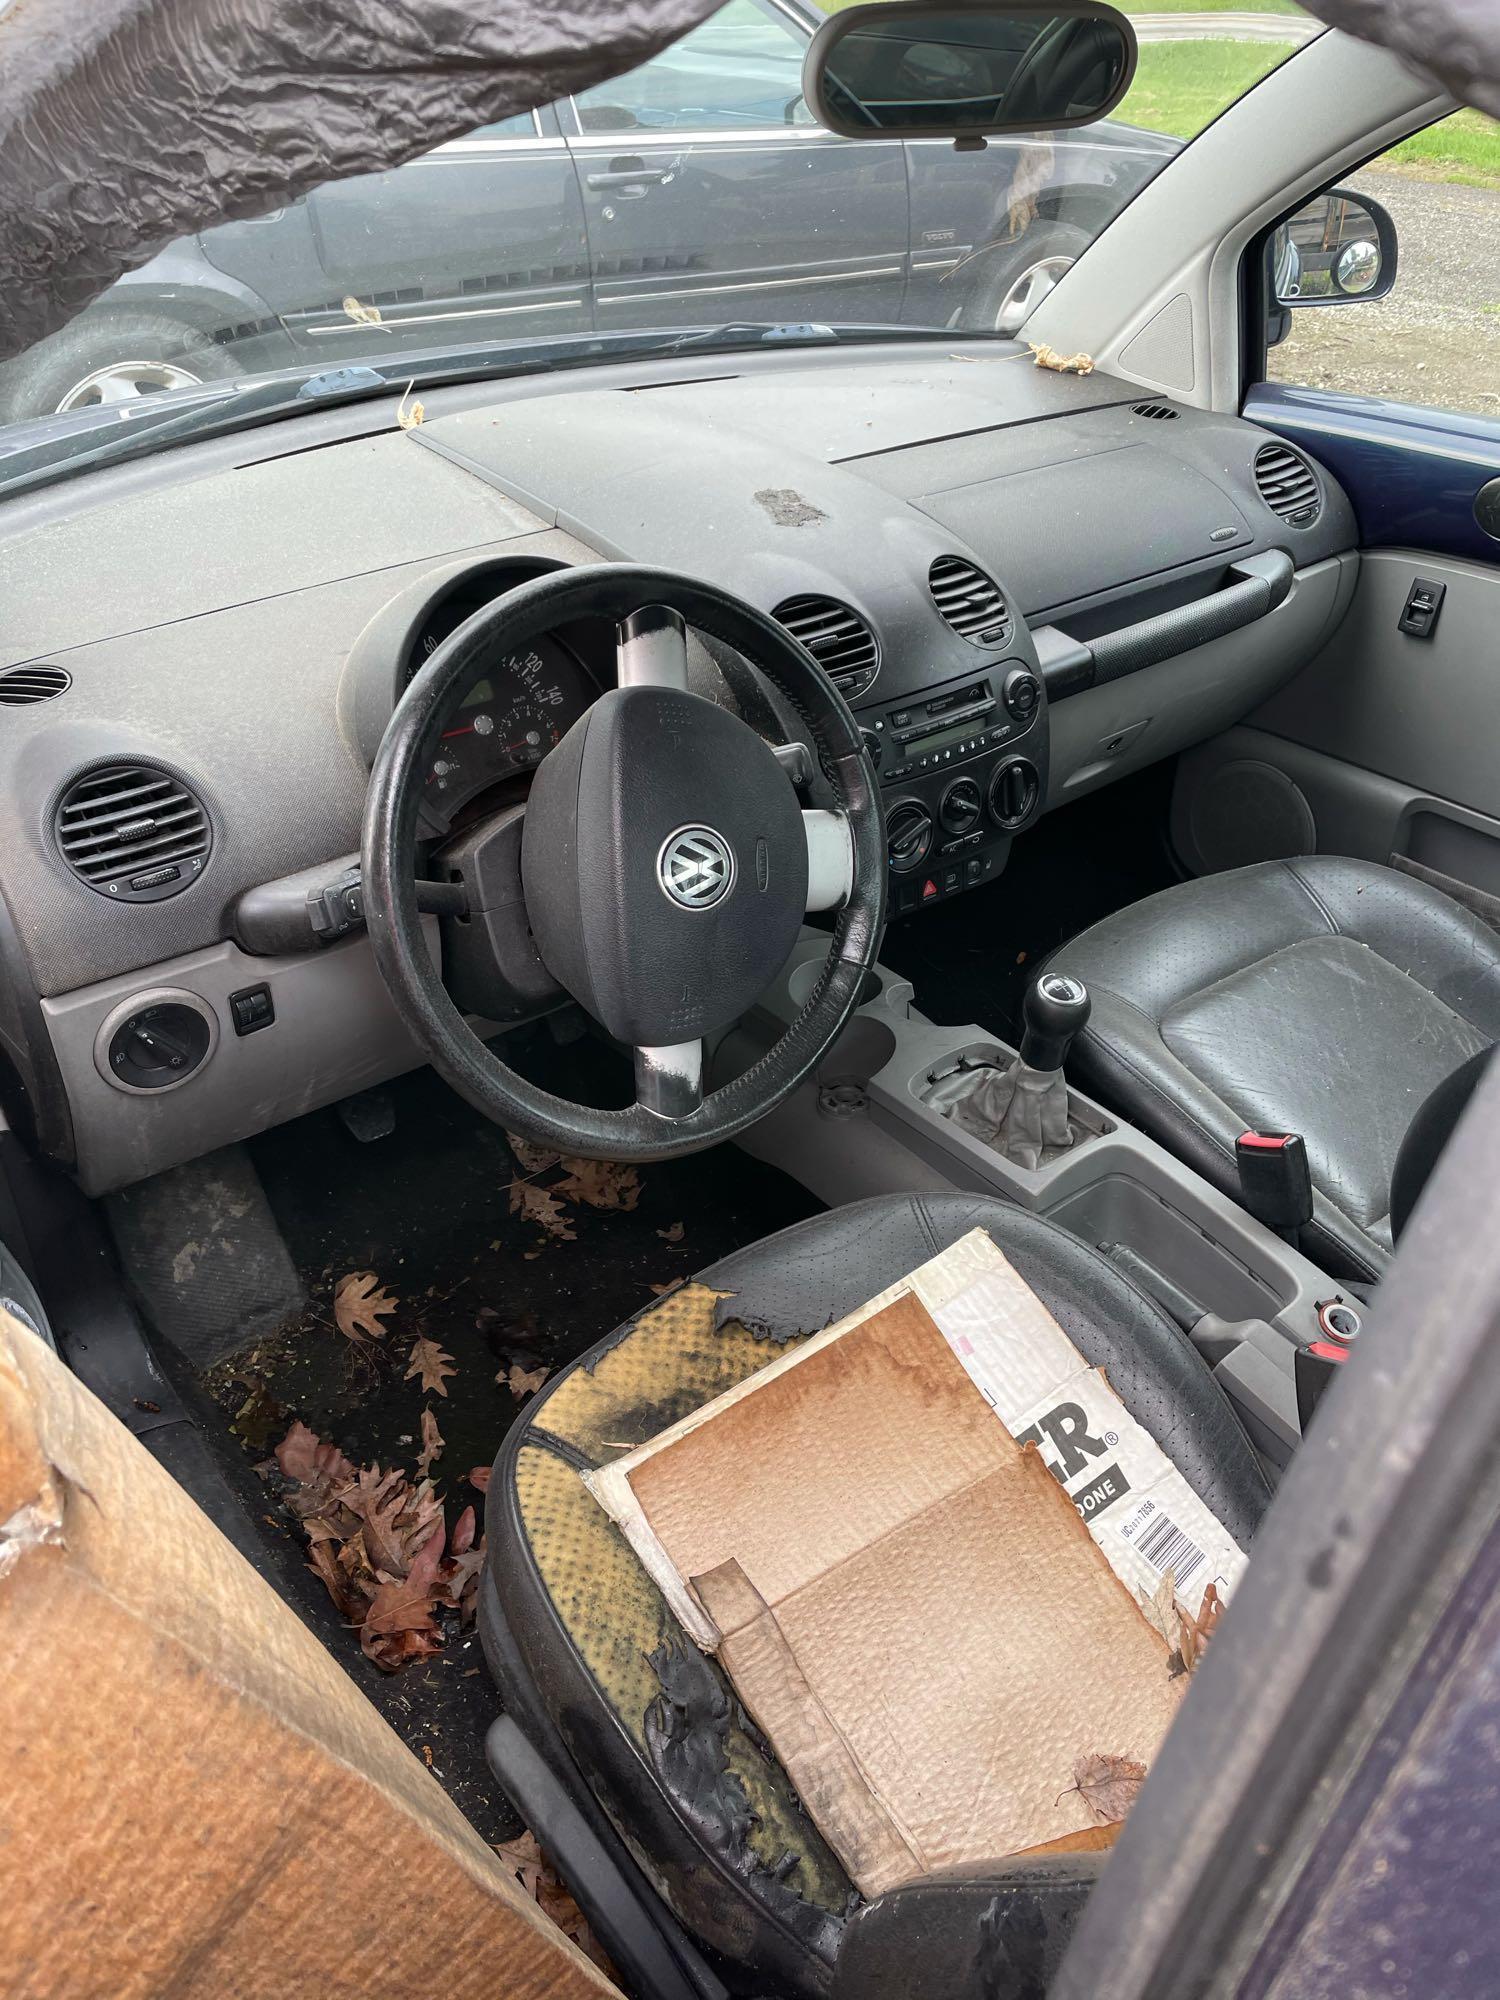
[473,111,541,140]
[572,0,810,136]
[1266,109,1500,419]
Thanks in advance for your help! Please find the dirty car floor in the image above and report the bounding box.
[185,1027,820,1841]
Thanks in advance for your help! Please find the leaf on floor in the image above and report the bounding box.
[417,1407,444,1478]
[273,1421,484,1671]
[495,1832,616,1976]
[506,1132,561,1175]
[502,1360,550,1399]
[649,1279,684,1299]
[333,1270,399,1345]
[555,1157,643,1212]
[656,1220,685,1243]
[405,1335,458,1397]
[467,1465,492,1493]
[1063,1752,1146,1825]
[509,1181,577,1242]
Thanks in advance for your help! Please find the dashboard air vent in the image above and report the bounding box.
[0,663,70,705]
[55,763,211,903]
[772,594,880,699]
[1254,441,1322,526]
[1132,400,1179,420]
[928,555,1012,648]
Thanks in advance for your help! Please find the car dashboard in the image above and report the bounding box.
[0,341,1358,1195]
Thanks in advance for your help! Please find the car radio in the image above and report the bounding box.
[858,662,1047,915]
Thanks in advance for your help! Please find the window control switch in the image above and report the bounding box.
[229,983,274,1035]
[1398,577,1446,638]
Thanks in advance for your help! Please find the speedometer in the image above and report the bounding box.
[422,638,596,810]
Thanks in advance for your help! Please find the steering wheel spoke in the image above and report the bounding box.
[617,605,689,692]
[634,1040,705,1121]
[803,808,855,912]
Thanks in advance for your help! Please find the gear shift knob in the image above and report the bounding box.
[1019,972,1091,1074]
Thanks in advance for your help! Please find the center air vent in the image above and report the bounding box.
[772,594,880,699]
[55,763,211,903]
[1133,401,1179,421]
[928,556,1012,647]
[1254,441,1322,526]
[0,664,70,705]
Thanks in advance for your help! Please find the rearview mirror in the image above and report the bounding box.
[803,1,1136,142]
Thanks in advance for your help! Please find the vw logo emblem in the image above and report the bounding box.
[657,825,735,911]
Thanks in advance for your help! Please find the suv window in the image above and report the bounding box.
[1267,110,1500,419]
[572,0,809,135]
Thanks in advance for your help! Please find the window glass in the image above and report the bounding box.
[1268,109,1500,419]
[474,112,540,140]
[573,0,809,134]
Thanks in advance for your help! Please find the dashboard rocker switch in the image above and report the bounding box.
[229,983,275,1036]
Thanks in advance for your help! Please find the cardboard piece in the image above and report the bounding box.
[589,1230,1245,1896]
[0,1308,619,2000]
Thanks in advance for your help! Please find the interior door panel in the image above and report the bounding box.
[1173,549,1500,905]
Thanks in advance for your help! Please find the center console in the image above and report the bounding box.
[723,934,1363,1477]
[856,660,1047,915]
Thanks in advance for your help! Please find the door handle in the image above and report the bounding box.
[586,158,676,192]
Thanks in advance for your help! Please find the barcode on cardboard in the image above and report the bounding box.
[1131,1510,1205,1588]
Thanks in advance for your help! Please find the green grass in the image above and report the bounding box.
[1114,38,1294,139]
[1386,110,1500,191]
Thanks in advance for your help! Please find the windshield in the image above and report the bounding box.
[0,0,1309,453]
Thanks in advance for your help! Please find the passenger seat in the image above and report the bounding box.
[1046,857,1500,1280]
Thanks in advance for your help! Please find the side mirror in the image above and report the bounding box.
[803,1,1136,142]
[1271,187,1399,310]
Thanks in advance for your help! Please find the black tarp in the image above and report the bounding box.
[0,0,725,362]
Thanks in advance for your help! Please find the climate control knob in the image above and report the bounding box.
[1003,668,1041,723]
[989,757,1041,830]
[886,799,935,874]
[939,776,983,835]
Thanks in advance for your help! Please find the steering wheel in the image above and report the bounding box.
[362,565,886,1160]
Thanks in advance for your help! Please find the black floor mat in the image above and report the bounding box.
[879,760,1181,1042]
[195,1028,820,1842]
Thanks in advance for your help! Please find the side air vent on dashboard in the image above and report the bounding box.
[1254,441,1322,526]
[772,594,880,699]
[1132,401,1179,420]
[55,763,212,903]
[928,555,1012,648]
[0,663,71,704]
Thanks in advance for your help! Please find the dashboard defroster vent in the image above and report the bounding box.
[1254,441,1322,526]
[1132,401,1179,420]
[928,555,1012,648]
[55,763,211,903]
[0,663,71,704]
[772,594,880,699]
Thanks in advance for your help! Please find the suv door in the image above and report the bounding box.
[563,0,911,331]
[259,109,592,356]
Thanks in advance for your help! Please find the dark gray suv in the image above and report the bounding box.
[0,0,1176,419]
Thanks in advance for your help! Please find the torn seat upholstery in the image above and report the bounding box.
[479,1192,1271,1997]
[1046,858,1500,1282]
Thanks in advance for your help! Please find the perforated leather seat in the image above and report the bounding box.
[479,1192,1271,1997]
[1046,858,1500,1280]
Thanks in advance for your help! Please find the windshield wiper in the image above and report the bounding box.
[0,320,974,501]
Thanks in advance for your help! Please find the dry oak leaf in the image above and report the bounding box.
[467,1465,492,1493]
[333,1270,399,1345]
[506,1132,561,1175]
[1065,1753,1147,1825]
[657,1221,685,1243]
[361,1526,447,1672]
[495,1832,616,1975]
[405,1336,458,1398]
[509,1181,577,1241]
[504,1360,551,1399]
[555,1157,642,1212]
[417,1407,445,1479]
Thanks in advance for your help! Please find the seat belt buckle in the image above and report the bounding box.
[1295,1339,1349,1431]
[1235,1130,1314,1239]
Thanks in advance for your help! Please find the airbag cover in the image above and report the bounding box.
[520,687,806,1047]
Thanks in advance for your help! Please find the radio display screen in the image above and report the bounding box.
[905,715,989,760]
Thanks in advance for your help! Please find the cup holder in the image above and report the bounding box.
[788,961,884,1012]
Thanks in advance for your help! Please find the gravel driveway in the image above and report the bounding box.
[1269,169,1500,416]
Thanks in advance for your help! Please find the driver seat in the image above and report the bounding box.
[479,1193,1271,1998]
